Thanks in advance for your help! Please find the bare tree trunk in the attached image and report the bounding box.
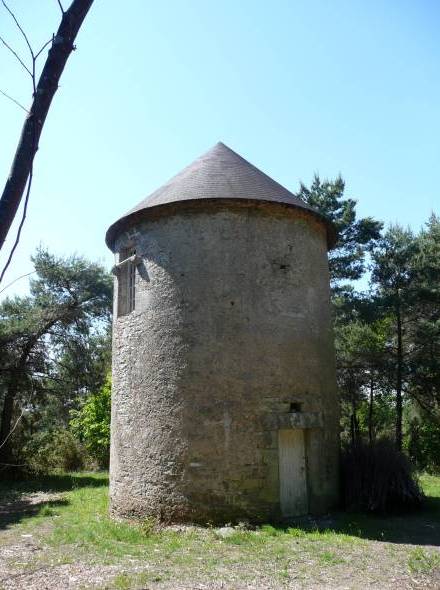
[350,386,358,447]
[0,0,94,253]
[368,375,374,445]
[0,380,18,464]
[396,303,403,451]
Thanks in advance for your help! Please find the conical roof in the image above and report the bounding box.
[106,142,335,249]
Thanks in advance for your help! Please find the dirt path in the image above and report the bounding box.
[0,490,117,589]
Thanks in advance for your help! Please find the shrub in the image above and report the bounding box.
[22,429,85,475]
[341,438,424,513]
[405,417,440,475]
[70,374,111,469]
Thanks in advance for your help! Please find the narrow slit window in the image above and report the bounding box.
[127,249,136,313]
[117,247,137,316]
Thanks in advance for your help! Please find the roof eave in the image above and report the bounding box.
[105,198,337,252]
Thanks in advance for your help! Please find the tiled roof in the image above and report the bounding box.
[106,142,335,249]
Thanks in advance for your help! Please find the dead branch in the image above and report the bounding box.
[0,270,35,295]
[0,0,95,272]
[0,165,33,283]
[0,88,28,112]
[0,34,32,77]
[35,36,54,60]
[1,1,34,59]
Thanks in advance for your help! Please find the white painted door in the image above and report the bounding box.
[278,429,308,516]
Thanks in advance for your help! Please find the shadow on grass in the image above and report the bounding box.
[0,472,108,531]
[0,472,439,548]
[284,495,440,547]
[0,497,70,530]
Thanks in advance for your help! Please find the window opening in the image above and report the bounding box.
[116,247,137,316]
[289,402,302,413]
[126,248,136,313]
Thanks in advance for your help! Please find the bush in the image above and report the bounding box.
[405,417,440,475]
[22,429,85,475]
[70,374,111,469]
[341,438,424,513]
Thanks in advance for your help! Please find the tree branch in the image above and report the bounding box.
[35,36,54,60]
[1,0,35,59]
[0,270,35,295]
[0,165,33,283]
[1,1,38,93]
[0,34,32,77]
[0,88,28,112]
[0,0,95,268]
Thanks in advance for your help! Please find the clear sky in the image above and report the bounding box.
[0,0,439,298]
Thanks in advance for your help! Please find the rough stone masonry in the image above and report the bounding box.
[105,142,339,523]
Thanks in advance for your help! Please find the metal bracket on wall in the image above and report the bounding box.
[111,254,141,276]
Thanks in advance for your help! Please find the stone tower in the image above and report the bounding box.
[106,142,339,523]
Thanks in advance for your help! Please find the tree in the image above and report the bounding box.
[294,174,382,291]
[48,329,112,422]
[369,220,440,449]
[370,225,419,450]
[335,319,389,445]
[405,404,440,473]
[70,374,111,469]
[0,247,111,465]
[405,215,440,420]
[0,0,95,280]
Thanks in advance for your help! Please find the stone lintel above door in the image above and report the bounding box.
[263,412,323,430]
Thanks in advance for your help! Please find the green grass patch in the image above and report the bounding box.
[319,550,346,565]
[111,571,162,590]
[419,473,440,500]
[408,547,440,573]
[1,472,439,589]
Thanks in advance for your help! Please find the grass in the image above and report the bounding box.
[408,547,440,573]
[420,473,440,497]
[0,472,439,589]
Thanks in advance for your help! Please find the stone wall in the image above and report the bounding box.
[110,201,339,523]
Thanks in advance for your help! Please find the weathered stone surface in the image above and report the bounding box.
[109,200,339,524]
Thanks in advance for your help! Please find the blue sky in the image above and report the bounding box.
[0,0,439,297]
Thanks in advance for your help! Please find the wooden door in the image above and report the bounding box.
[278,429,308,516]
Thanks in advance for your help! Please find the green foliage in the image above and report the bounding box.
[30,248,113,323]
[370,219,440,448]
[0,247,112,468]
[405,412,440,474]
[70,374,111,469]
[294,174,382,289]
[335,318,391,445]
[371,225,418,299]
[22,429,85,475]
[356,394,395,440]
[406,215,440,418]
[334,215,440,454]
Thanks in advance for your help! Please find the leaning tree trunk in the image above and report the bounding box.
[0,0,94,253]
